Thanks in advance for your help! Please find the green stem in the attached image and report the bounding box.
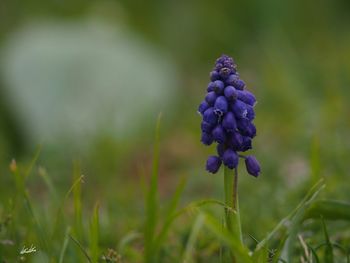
[224,167,243,256]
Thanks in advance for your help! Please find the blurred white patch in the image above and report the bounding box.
[1,18,178,145]
[281,156,310,188]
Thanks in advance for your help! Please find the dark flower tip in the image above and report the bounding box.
[206,156,222,174]
[245,155,261,177]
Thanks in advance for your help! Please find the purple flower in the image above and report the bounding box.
[212,125,226,144]
[237,90,256,106]
[203,108,218,125]
[224,86,238,101]
[207,82,216,92]
[237,118,256,138]
[245,155,260,177]
[226,74,239,86]
[222,149,239,169]
[198,55,260,174]
[210,71,220,81]
[219,67,232,79]
[232,100,248,119]
[246,105,255,121]
[215,55,236,72]
[201,121,214,133]
[229,132,243,150]
[240,136,252,151]
[201,132,213,145]
[205,91,217,105]
[212,80,225,94]
[217,144,225,157]
[222,112,237,132]
[233,79,245,90]
[206,156,222,173]
[198,100,210,115]
[214,96,228,116]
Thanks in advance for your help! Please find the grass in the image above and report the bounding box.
[0,118,350,262]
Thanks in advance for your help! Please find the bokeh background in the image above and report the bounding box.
[1,0,350,260]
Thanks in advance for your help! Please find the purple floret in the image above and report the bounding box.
[206,156,222,174]
[222,149,239,169]
[245,155,261,177]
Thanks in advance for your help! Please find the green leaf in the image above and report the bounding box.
[321,217,334,263]
[154,177,186,254]
[59,226,71,263]
[181,214,205,263]
[254,179,325,254]
[69,234,92,263]
[73,161,83,241]
[90,203,100,263]
[203,212,252,263]
[304,200,350,221]
[283,180,325,262]
[144,113,162,263]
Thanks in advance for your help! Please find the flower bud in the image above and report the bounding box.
[237,90,256,106]
[201,132,213,145]
[232,100,248,119]
[245,155,260,177]
[222,149,239,169]
[207,82,216,92]
[214,96,228,116]
[229,132,243,150]
[212,125,226,144]
[219,67,232,79]
[210,71,220,81]
[233,79,245,90]
[222,112,237,132]
[240,136,252,151]
[225,74,239,86]
[206,156,222,174]
[246,105,255,121]
[213,80,225,94]
[201,121,214,133]
[198,100,210,115]
[203,108,218,125]
[205,91,217,105]
[224,86,238,101]
[237,118,256,138]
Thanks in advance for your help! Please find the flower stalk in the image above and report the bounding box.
[224,166,242,242]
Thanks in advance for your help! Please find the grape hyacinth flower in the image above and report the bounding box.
[198,54,260,176]
[198,55,261,256]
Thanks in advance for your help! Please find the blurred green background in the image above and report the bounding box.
[0,0,350,261]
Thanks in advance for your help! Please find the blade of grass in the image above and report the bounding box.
[51,174,85,239]
[38,167,58,204]
[153,177,186,254]
[90,203,100,263]
[59,226,71,263]
[304,200,350,221]
[23,191,50,254]
[24,145,42,179]
[282,181,326,262]
[73,161,83,240]
[118,231,142,253]
[181,214,205,263]
[69,234,92,263]
[307,244,320,263]
[271,228,288,263]
[203,212,252,263]
[321,217,334,263]
[310,136,320,184]
[254,179,325,253]
[144,113,161,263]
